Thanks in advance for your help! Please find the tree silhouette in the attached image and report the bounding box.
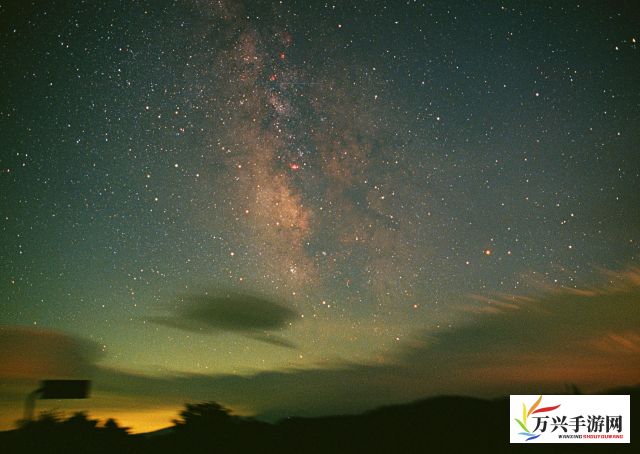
[102,418,130,435]
[17,409,63,430]
[2,390,636,454]
[63,411,99,432]
[173,401,233,431]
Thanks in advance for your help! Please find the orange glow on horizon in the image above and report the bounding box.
[90,407,179,434]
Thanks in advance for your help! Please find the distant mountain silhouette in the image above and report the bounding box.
[1,386,637,453]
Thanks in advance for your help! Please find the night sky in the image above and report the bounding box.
[1,0,639,432]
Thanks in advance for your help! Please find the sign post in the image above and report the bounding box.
[24,380,91,421]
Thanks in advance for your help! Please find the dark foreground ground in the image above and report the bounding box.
[1,387,636,453]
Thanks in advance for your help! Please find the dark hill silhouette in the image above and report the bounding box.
[1,386,637,453]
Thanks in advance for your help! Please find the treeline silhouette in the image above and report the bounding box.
[1,388,637,453]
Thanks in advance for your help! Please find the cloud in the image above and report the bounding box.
[148,292,298,348]
[392,266,640,390]
[0,326,101,380]
[1,268,637,430]
[111,267,640,419]
[445,268,640,356]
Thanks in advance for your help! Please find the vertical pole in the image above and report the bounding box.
[23,388,42,422]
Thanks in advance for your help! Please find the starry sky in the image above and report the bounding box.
[1,0,639,432]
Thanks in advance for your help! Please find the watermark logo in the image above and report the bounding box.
[514,395,561,441]
[510,395,630,443]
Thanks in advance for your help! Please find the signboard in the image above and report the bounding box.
[39,380,91,399]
